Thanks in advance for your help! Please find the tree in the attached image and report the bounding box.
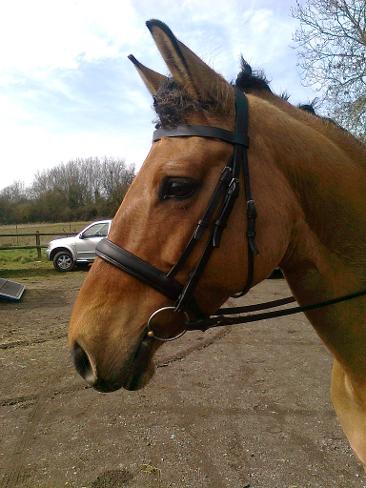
[0,157,135,224]
[292,0,366,140]
[1,181,26,202]
[0,181,29,223]
[99,157,135,213]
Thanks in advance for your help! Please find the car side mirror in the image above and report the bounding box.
[79,233,85,239]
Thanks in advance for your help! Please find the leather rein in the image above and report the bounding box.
[96,88,366,342]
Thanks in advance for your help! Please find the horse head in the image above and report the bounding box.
[68,20,295,392]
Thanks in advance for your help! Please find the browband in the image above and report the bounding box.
[153,125,249,147]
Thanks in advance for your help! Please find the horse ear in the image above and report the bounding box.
[146,19,232,107]
[128,54,168,96]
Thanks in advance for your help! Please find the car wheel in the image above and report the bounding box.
[53,251,75,272]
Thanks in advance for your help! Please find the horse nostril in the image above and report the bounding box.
[72,342,97,385]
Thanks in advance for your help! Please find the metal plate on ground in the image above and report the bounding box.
[0,278,25,302]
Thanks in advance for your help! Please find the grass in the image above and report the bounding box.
[0,261,55,279]
[0,249,45,264]
[0,257,90,279]
[0,221,92,278]
[0,221,91,247]
[0,249,53,279]
[0,265,89,280]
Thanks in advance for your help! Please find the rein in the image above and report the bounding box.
[185,288,366,332]
[96,88,366,343]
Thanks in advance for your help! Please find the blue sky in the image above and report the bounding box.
[0,0,316,190]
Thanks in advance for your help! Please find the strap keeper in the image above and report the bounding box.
[212,220,227,248]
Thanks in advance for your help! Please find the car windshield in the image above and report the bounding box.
[82,223,109,238]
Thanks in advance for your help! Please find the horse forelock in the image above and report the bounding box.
[153,78,230,129]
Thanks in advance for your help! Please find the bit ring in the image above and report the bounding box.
[146,306,190,342]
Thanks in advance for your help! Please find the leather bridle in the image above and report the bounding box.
[96,87,366,344]
[96,88,256,333]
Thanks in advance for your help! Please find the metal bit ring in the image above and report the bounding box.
[146,306,189,342]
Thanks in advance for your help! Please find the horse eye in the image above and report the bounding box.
[159,177,199,200]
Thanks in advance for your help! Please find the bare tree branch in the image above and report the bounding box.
[292,0,366,140]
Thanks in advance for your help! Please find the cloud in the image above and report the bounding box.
[0,0,316,191]
[0,0,144,75]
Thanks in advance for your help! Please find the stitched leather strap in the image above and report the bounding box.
[96,239,183,301]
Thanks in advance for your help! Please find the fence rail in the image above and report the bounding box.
[0,233,73,237]
[0,232,73,259]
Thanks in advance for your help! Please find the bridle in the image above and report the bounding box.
[96,87,256,336]
[96,87,366,344]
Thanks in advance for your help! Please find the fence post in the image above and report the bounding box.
[35,231,41,260]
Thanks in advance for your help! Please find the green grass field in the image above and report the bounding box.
[0,221,92,276]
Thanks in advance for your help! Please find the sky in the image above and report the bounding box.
[0,0,316,191]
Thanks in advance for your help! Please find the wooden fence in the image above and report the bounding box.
[0,232,73,259]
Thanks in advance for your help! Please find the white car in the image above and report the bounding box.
[47,220,112,272]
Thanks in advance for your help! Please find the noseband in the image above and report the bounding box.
[96,87,366,342]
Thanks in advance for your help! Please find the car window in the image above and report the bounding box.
[82,223,109,238]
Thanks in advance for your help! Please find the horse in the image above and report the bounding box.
[68,20,366,469]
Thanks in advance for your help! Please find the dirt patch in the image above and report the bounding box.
[90,468,134,487]
[0,270,365,487]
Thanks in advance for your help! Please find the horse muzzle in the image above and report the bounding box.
[71,337,156,392]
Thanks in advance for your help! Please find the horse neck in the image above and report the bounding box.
[255,90,366,164]
[249,95,366,294]
[248,96,366,381]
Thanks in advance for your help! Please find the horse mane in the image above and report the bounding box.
[235,58,338,124]
[234,59,365,157]
[234,57,272,94]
